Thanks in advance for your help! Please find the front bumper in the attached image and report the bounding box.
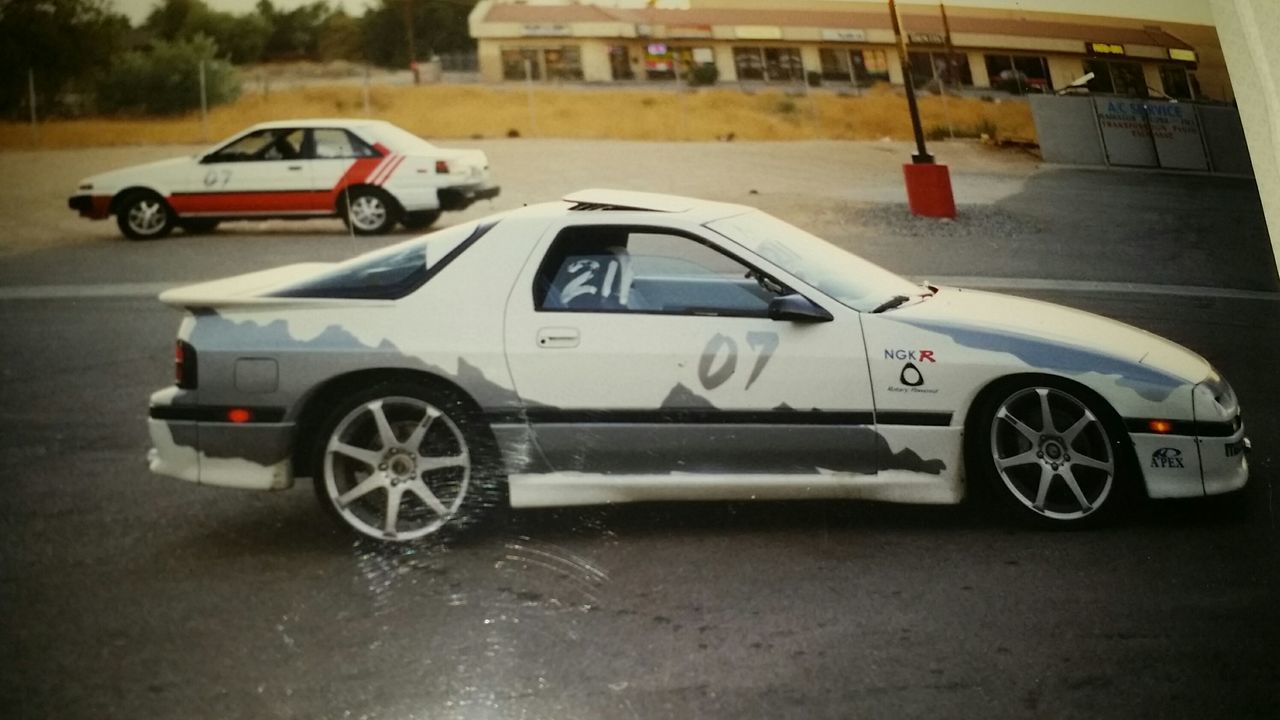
[68,194,112,219]
[1132,419,1249,499]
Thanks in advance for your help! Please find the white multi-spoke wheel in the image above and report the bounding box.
[314,384,497,542]
[342,188,398,236]
[116,191,175,240]
[974,379,1130,527]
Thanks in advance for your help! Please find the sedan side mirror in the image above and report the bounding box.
[768,293,833,323]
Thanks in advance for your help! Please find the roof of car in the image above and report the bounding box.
[555,189,753,223]
[248,119,388,130]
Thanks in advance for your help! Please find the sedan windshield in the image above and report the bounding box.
[707,211,925,312]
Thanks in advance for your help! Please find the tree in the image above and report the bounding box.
[0,0,131,117]
[142,0,270,65]
[97,35,240,115]
[360,0,479,68]
[258,0,333,61]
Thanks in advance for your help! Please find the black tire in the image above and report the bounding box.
[310,380,505,542]
[115,191,175,240]
[967,375,1135,528]
[178,218,220,234]
[401,210,442,231]
[339,187,399,236]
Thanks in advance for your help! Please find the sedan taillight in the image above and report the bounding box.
[435,160,450,174]
[175,340,198,389]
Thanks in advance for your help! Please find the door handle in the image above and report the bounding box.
[536,327,580,349]
[288,165,304,171]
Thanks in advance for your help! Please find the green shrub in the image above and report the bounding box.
[806,70,822,88]
[775,98,798,114]
[96,35,240,115]
[687,63,719,87]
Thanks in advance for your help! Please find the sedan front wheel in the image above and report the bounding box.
[116,191,175,240]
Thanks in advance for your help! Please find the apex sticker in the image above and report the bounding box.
[1150,447,1186,469]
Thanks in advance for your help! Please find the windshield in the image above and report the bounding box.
[271,219,493,299]
[707,210,924,312]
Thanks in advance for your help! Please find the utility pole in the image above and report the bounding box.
[404,0,419,84]
[888,0,931,163]
[888,0,956,218]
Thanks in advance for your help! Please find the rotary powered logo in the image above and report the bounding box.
[886,349,936,393]
[1151,447,1186,469]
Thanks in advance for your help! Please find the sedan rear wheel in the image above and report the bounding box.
[975,379,1128,527]
[314,384,498,542]
[342,188,398,236]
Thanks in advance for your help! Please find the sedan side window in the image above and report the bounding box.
[534,226,787,316]
[312,128,381,159]
[206,128,304,162]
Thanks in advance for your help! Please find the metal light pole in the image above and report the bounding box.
[889,0,956,218]
[889,0,932,163]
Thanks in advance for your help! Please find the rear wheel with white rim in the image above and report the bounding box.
[116,191,175,240]
[341,187,398,236]
[972,378,1130,527]
[313,383,499,542]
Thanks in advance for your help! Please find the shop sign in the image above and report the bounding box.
[734,25,783,40]
[1168,48,1197,62]
[670,25,713,39]
[908,33,944,45]
[1088,42,1126,56]
[821,29,868,43]
[522,24,570,37]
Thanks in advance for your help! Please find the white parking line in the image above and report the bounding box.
[0,278,1275,302]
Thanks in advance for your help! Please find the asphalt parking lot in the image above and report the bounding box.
[1,140,1277,719]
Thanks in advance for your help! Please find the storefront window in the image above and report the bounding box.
[733,47,765,81]
[1160,65,1194,100]
[1085,58,1148,98]
[609,46,633,81]
[853,49,891,85]
[984,54,1052,93]
[501,49,541,81]
[543,47,583,81]
[645,43,675,80]
[909,51,972,89]
[819,48,851,81]
[763,48,803,82]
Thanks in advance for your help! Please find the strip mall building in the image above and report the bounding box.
[468,0,1233,102]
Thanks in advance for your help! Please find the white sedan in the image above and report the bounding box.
[146,190,1249,541]
[68,119,499,239]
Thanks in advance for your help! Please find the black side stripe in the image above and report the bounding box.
[485,409,953,427]
[150,406,287,423]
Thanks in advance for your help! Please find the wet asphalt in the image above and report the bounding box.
[1,172,1279,719]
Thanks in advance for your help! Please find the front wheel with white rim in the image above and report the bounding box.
[341,187,398,236]
[973,379,1130,527]
[313,384,497,542]
[116,191,175,240]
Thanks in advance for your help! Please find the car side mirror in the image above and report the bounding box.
[768,293,832,323]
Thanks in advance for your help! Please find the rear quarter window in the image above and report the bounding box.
[271,221,496,299]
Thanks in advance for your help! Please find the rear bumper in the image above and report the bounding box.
[147,387,295,491]
[68,194,112,219]
[439,184,501,211]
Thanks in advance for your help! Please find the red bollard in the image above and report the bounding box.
[902,163,957,219]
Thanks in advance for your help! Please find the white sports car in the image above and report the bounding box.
[68,119,499,239]
[146,190,1250,541]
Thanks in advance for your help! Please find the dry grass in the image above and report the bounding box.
[0,83,1035,150]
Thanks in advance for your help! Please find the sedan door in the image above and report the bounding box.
[171,127,320,217]
[502,220,877,478]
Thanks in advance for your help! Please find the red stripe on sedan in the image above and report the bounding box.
[169,191,332,214]
[373,155,406,186]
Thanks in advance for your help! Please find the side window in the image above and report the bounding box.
[312,128,380,159]
[206,128,304,162]
[534,226,787,316]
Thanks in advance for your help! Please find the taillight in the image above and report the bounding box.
[175,340,198,389]
[435,160,450,174]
